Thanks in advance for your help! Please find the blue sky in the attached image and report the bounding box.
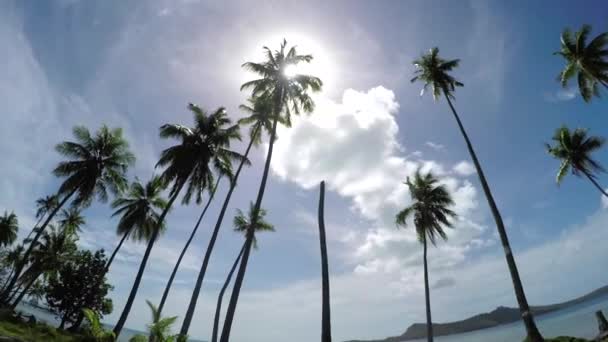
[2,0,608,341]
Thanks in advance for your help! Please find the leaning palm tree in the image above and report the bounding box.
[111,176,168,336]
[28,195,59,241]
[1,125,134,303]
[411,47,544,341]
[210,204,274,342]
[113,105,243,337]
[1,245,23,291]
[395,171,456,342]
[58,207,86,236]
[219,39,322,342]
[555,25,608,102]
[0,211,18,247]
[176,96,278,335]
[546,125,607,197]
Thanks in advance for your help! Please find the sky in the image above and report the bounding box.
[2,0,608,341]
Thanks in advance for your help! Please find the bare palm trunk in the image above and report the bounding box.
[105,232,129,272]
[158,177,221,316]
[179,126,260,337]
[582,170,608,197]
[219,104,282,342]
[10,273,39,309]
[1,187,78,304]
[318,181,332,342]
[211,243,246,342]
[113,181,185,337]
[443,93,543,342]
[422,235,433,342]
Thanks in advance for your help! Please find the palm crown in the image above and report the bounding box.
[411,47,463,100]
[35,195,59,220]
[241,39,323,125]
[395,171,457,245]
[546,126,605,184]
[555,25,608,102]
[54,125,135,207]
[238,95,286,145]
[0,212,18,247]
[157,106,245,204]
[29,225,77,277]
[111,176,168,242]
[233,203,274,249]
[58,207,86,236]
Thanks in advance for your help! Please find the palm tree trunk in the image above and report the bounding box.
[105,232,129,272]
[582,170,608,197]
[158,177,221,316]
[179,126,260,337]
[443,93,543,342]
[112,181,185,338]
[1,186,79,303]
[211,243,246,342]
[219,101,282,342]
[10,273,39,309]
[318,181,332,342]
[422,235,433,342]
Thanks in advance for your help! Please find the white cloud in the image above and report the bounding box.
[543,88,577,102]
[425,141,445,151]
[453,160,476,176]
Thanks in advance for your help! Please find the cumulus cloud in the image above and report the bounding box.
[453,161,476,176]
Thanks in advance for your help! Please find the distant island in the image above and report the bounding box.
[345,285,608,342]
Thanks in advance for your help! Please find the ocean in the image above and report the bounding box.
[15,294,608,342]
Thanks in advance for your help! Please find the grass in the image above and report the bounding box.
[0,319,90,341]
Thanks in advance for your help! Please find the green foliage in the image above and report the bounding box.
[83,308,115,341]
[238,95,286,146]
[0,211,19,247]
[233,202,274,249]
[111,176,168,242]
[546,125,605,184]
[0,319,89,341]
[46,250,113,328]
[395,170,457,245]
[555,24,608,102]
[411,47,463,100]
[35,195,59,220]
[129,300,181,342]
[58,207,86,236]
[53,125,135,208]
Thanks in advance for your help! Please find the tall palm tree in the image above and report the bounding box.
[176,96,277,335]
[11,225,77,308]
[219,39,322,342]
[58,207,86,236]
[113,105,243,337]
[29,195,59,241]
[111,176,168,336]
[210,204,274,342]
[546,125,607,197]
[411,47,544,341]
[555,25,608,102]
[317,181,332,342]
[0,211,18,247]
[1,245,23,291]
[395,171,456,342]
[1,125,134,303]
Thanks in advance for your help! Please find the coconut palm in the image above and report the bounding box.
[111,176,168,336]
[29,195,59,241]
[58,207,86,236]
[1,245,23,291]
[176,96,278,334]
[211,204,274,342]
[1,126,134,303]
[555,25,608,102]
[11,225,77,308]
[411,47,544,341]
[317,181,332,342]
[0,211,18,247]
[395,171,456,342]
[218,40,322,342]
[546,126,607,197]
[113,106,243,337]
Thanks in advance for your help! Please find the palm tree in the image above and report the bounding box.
[411,47,544,341]
[11,225,77,308]
[219,39,322,342]
[546,125,607,197]
[176,96,278,335]
[395,171,456,342]
[317,181,332,342]
[555,25,608,102]
[29,195,59,241]
[111,176,168,336]
[113,105,243,337]
[211,204,274,342]
[1,125,134,303]
[1,245,23,291]
[0,211,18,247]
[58,207,86,236]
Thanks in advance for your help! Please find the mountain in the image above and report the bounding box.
[345,285,608,342]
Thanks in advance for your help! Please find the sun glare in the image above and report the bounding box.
[284,64,298,78]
